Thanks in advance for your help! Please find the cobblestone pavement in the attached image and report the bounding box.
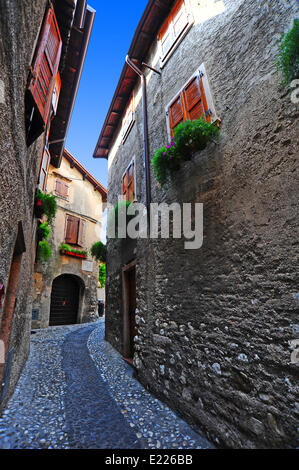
[0,319,214,449]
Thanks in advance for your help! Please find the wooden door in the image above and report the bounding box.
[49,275,79,326]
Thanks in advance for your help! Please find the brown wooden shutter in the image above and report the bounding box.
[65,215,79,245]
[182,75,210,122]
[77,220,85,247]
[55,180,69,198]
[28,6,62,126]
[62,182,69,198]
[122,162,135,202]
[169,95,185,136]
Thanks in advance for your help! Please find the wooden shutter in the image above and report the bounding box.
[55,179,69,198]
[77,220,85,247]
[182,75,210,122]
[28,6,62,126]
[65,215,79,245]
[169,95,185,136]
[122,162,135,202]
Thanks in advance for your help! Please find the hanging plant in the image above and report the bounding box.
[34,190,57,224]
[37,221,51,241]
[91,241,107,263]
[38,240,52,262]
[276,19,299,85]
[152,118,220,187]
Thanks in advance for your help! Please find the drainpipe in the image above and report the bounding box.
[125,56,158,232]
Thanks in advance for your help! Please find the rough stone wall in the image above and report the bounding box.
[0,0,48,410]
[106,0,299,448]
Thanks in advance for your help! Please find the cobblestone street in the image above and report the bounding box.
[0,319,213,449]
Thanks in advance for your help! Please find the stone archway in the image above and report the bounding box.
[49,274,84,326]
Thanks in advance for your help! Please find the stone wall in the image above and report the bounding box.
[106,0,299,448]
[0,0,48,410]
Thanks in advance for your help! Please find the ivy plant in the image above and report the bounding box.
[38,240,52,262]
[276,19,299,85]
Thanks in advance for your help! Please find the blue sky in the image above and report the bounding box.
[65,0,149,190]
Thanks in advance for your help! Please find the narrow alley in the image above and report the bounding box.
[0,319,213,450]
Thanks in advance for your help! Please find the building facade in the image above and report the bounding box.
[94,0,299,448]
[0,0,94,410]
[32,149,107,328]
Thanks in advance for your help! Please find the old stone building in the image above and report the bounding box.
[0,0,94,409]
[94,0,299,448]
[32,149,107,328]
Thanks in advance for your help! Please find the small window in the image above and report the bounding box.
[122,160,135,202]
[166,64,218,137]
[122,95,134,142]
[65,215,85,247]
[38,148,51,192]
[55,179,69,199]
[26,5,62,145]
[158,0,192,66]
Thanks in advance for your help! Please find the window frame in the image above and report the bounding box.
[158,0,194,68]
[165,63,219,140]
[122,94,135,143]
[37,147,51,192]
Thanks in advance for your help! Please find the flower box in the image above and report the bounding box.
[60,249,87,259]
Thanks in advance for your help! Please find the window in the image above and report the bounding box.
[122,160,135,202]
[122,95,134,142]
[166,64,218,137]
[26,5,62,145]
[65,215,85,246]
[158,0,193,66]
[38,147,51,192]
[55,179,69,199]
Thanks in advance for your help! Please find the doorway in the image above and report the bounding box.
[122,261,136,362]
[49,274,80,326]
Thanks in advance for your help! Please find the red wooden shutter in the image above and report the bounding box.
[169,95,185,136]
[65,216,79,244]
[182,75,210,122]
[28,6,62,126]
